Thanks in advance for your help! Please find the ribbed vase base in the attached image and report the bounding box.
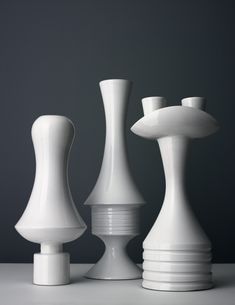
[142,279,213,291]
[91,206,139,235]
[88,205,141,280]
[142,248,212,291]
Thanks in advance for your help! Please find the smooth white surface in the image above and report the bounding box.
[15,116,86,285]
[16,115,86,235]
[85,79,145,206]
[142,96,167,115]
[0,264,234,305]
[144,136,211,250]
[34,252,69,285]
[131,97,219,291]
[182,96,206,110]
[86,234,142,280]
[84,79,144,279]
[131,105,219,139]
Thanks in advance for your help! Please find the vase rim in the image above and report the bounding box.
[142,96,167,101]
[182,96,206,101]
[99,79,132,85]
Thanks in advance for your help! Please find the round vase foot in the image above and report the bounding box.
[34,252,70,285]
[86,259,141,280]
[86,235,142,280]
[142,248,212,291]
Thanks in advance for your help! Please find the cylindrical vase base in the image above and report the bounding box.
[33,252,70,286]
[142,248,212,291]
[142,279,213,291]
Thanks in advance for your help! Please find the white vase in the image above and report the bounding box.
[131,97,219,291]
[85,79,145,280]
[15,115,86,285]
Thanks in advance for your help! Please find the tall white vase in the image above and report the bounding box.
[131,97,219,291]
[85,79,145,280]
[15,115,86,285]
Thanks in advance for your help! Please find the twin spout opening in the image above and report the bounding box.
[142,96,206,116]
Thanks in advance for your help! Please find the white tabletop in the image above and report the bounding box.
[0,264,234,305]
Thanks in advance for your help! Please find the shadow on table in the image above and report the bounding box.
[70,275,88,284]
[214,275,235,289]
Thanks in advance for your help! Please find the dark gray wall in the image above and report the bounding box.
[0,0,233,263]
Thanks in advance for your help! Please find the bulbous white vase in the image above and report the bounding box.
[85,79,145,280]
[15,115,86,285]
[131,97,219,291]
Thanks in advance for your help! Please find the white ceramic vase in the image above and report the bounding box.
[131,97,219,291]
[15,115,86,285]
[85,79,145,280]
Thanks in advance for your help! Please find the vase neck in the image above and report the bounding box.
[103,95,127,151]
[100,80,131,163]
[158,136,189,203]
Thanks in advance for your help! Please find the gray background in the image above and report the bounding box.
[0,0,233,263]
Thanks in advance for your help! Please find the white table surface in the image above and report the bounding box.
[0,264,234,305]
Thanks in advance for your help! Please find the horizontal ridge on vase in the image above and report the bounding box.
[131,96,219,291]
[84,79,145,280]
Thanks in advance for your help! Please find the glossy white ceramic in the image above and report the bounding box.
[15,115,86,285]
[85,79,144,206]
[85,79,145,280]
[131,96,219,291]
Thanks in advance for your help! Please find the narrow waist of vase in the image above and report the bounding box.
[91,206,139,235]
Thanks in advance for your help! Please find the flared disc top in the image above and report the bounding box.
[131,105,219,140]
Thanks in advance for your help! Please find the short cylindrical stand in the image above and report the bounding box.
[34,243,70,285]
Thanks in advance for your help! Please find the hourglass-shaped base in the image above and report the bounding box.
[86,235,142,280]
[86,206,142,280]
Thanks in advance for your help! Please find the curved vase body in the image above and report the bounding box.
[15,115,86,285]
[131,97,219,291]
[85,79,145,280]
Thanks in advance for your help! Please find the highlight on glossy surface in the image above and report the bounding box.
[131,105,219,140]
[15,115,86,285]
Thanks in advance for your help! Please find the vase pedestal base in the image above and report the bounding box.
[34,252,70,286]
[86,260,142,280]
[142,280,213,291]
[86,235,142,280]
[142,248,212,291]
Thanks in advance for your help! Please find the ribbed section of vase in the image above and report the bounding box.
[142,249,212,291]
[91,206,139,235]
